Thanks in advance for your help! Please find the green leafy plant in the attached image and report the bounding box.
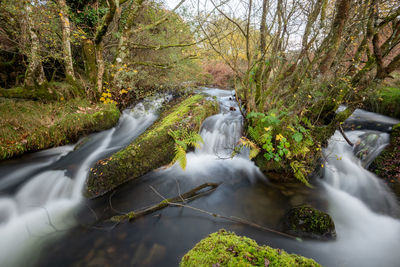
[245,110,317,186]
[168,128,203,170]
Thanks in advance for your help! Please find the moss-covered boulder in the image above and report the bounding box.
[85,94,219,198]
[180,229,321,267]
[370,123,400,198]
[283,205,336,240]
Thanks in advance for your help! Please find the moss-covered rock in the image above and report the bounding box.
[85,94,219,198]
[0,98,120,160]
[370,123,400,198]
[180,229,321,267]
[283,205,336,240]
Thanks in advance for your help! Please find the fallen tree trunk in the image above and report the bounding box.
[110,183,220,222]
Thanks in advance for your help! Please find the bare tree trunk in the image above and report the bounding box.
[58,0,75,82]
[96,42,105,93]
[24,1,46,87]
[254,0,267,106]
[318,0,351,74]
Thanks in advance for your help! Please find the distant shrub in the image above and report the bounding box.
[203,61,235,88]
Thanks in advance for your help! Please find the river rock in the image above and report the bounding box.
[180,229,321,266]
[283,205,336,240]
[353,133,380,162]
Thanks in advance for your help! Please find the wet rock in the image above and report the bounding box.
[229,106,236,111]
[143,243,166,265]
[283,205,336,240]
[180,229,321,266]
[354,132,380,163]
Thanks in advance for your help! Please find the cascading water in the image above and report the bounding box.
[2,88,400,267]
[0,95,170,267]
[301,110,400,267]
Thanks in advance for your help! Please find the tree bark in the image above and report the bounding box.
[23,1,46,87]
[58,0,75,82]
[318,0,351,74]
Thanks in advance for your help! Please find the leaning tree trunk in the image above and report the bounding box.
[318,0,351,74]
[58,0,75,82]
[24,2,46,87]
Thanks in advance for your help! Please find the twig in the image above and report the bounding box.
[338,124,354,147]
[109,183,220,222]
[110,183,301,241]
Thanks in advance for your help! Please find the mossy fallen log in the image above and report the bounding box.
[85,94,219,198]
[110,182,219,222]
[180,229,321,267]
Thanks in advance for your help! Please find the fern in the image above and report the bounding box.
[238,136,260,159]
[290,161,312,187]
[172,145,187,170]
[168,129,203,170]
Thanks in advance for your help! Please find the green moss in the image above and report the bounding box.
[0,98,120,160]
[0,82,84,101]
[283,205,336,240]
[370,123,400,198]
[85,94,219,198]
[180,230,321,267]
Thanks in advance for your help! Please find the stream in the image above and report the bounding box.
[0,88,399,267]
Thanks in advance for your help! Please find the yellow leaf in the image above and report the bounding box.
[264,127,271,131]
[276,134,284,141]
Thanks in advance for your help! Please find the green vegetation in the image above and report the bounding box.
[85,94,218,198]
[180,229,321,267]
[371,123,400,198]
[365,85,400,119]
[0,97,120,160]
[168,128,204,170]
[245,110,318,186]
[283,205,336,240]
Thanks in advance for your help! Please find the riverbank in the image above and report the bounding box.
[371,123,400,198]
[0,97,120,160]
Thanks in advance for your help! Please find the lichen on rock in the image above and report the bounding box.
[85,94,219,198]
[180,229,321,267]
[283,205,336,240]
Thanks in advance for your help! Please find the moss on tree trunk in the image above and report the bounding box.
[85,94,219,198]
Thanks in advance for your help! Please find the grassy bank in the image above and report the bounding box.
[180,230,321,267]
[85,94,219,198]
[371,123,400,198]
[0,97,120,160]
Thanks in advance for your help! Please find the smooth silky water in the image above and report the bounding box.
[0,95,170,267]
[1,89,399,267]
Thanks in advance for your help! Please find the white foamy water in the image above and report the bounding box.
[0,95,170,267]
[312,119,400,266]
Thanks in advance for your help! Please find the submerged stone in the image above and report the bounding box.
[283,205,336,240]
[180,229,321,267]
